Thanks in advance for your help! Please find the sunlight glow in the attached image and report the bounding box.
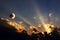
[34,5,52,33]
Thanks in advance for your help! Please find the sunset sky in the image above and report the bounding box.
[0,0,60,26]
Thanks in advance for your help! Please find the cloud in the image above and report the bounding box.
[0,18,17,32]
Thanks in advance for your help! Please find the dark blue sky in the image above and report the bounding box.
[0,0,60,25]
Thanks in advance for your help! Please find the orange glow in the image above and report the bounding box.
[7,21,23,32]
[29,26,34,30]
[42,32,44,35]
[1,18,54,34]
[43,24,54,33]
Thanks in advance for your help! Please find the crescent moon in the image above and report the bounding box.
[10,13,15,19]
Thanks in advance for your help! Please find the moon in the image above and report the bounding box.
[10,13,15,19]
[49,13,52,17]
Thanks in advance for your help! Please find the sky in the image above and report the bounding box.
[0,0,60,26]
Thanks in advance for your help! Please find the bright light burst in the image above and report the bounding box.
[33,4,53,33]
[43,24,52,33]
